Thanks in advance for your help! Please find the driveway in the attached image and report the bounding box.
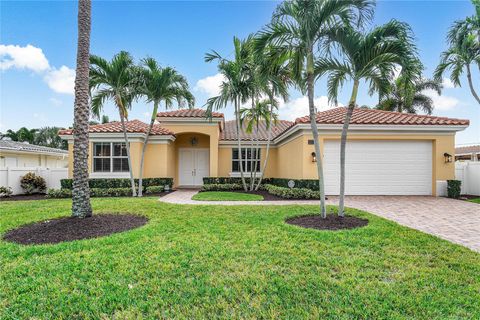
[161,190,480,252]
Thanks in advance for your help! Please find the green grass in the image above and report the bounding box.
[192,191,264,201]
[1,198,479,319]
[468,198,480,204]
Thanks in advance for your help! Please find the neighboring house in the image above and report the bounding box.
[455,145,480,161]
[59,107,469,196]
[0,140,68,168]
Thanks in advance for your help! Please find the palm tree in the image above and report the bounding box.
[137,57,194,196]
[316,20,418,216]
[2,128,37,144]
[435,2,480,105]
[377,76,442,115]
[205,36,254,191]
[89,51,140,196]
[35,127,68,149]
[253,46,290,190]
[240,99,278,191]
[255,0,374,217]
[72,0,92,218]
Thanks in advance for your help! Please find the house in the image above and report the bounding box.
[59,107,469,196]
[0,140,68,168]
[455,145,480,162]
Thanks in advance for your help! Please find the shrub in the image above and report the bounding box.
[263,184,320,199]
[447,180,462,199]
[203,177,272,185]
[0,186,13,197]
[20,172,46,194]
[60,178,173,190]
[46,188,72,198]
[145,186,164,194]
[202,177,321,191]
[201,183,243,191]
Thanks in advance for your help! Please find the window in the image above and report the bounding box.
[93,142,129,173]
[232,148,261,172]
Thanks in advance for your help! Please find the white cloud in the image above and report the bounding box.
[0,44,50,72]
[43,66,75,94]
[424,89,459,111]
[442,78,455,89]
[278,96,342,121]
[194,73,225,97]
[49,97,63,106]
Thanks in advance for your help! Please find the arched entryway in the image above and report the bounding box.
[175,133,210,187]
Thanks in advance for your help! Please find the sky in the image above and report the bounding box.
[1,0,479,145]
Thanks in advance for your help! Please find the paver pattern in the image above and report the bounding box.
[161,190,480,252]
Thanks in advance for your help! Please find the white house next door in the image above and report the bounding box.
[179,149,209,186]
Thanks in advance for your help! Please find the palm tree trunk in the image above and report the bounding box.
[338,80,359,217]
[252,131,260,191]
[466,64,480,105]
[255,100,273,191]
[118,108,137,197]
[71,0,92,218]
[138,101,159,197]
[307,50,326,218]
[235,98,248,191]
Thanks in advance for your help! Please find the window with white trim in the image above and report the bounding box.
[93,142,129,172]
[232,148,261,172]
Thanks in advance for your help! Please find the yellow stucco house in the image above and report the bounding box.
[59,107,469,196]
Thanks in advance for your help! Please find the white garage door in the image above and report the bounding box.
[324,140,432,195]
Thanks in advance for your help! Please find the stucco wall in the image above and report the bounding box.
[217,146,278,177]
[1,151,68,168]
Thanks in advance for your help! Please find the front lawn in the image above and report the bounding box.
[1,198,479,319]
[192,191,264,201]
[468,198,480,204]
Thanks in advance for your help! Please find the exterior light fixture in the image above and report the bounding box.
[311,152,317,162]
[444,152,453,163]
[190,137,198,146]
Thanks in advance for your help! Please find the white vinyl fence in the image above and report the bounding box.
[0,167,68,195]
[455,162,480,196]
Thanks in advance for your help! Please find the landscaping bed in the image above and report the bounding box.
[3,214,148,245]
[0,192,173,201]
[286,214,368,230]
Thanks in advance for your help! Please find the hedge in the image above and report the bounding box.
[47,185,168,198]
[263,184,320,199]
[60,178,173,190]
[203,177,321,191]
[447,180,462,199]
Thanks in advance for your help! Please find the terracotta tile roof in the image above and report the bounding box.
[455,145,480,154]
[58,119,174,136]
[295,107,470,126]
[221,120,294,141]
[157,108,224,118]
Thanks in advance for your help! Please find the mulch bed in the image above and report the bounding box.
[3,214,148,245]
[235,190,285,201]
[286,214,368,231]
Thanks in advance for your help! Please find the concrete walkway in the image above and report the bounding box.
[160,190,480,252]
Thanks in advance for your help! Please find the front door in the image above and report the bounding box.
[179,149,209,186]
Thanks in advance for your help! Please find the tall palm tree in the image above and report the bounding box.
[89,51,140,196]
[253,46,290,190]
[205,36,254,191]
[255,0,374,217]
[72,0,92,218]
[435,2,480,105]
[239,99,278,191]
[377,77,442,114]
[137,57,194,196]
[2,128,37,144]
[35,127,68,150]
[316,20,418,216]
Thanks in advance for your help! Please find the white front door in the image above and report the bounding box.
[179,149,210,186]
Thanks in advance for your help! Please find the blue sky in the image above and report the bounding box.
[1,0,479,145]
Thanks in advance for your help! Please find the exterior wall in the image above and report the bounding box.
[276,135,305,179]
[217,146,278,178]
[298,132,456,196]
[1,150,68,168]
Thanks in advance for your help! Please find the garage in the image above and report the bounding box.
[324,140,432,195]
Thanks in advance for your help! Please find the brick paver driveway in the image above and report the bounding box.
[161,190,480,252]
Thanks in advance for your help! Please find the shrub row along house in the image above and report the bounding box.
[59,107,469,196]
